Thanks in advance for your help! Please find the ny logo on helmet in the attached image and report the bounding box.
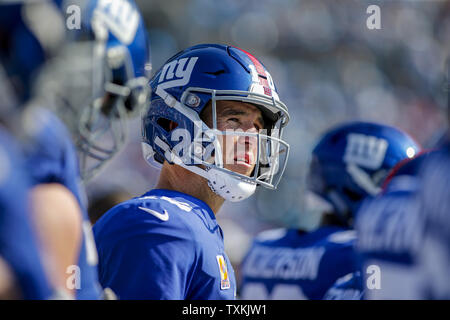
[158,57,199,89]
[344,133,388,170]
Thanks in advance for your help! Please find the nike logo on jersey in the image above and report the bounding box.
[138,207,169,221]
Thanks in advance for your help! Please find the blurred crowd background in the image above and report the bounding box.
[86,0,450,271]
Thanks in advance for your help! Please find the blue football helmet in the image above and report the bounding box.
[142,44,290,202]
[307,121,421,225]
[380,150,431,194]
[30,0,152,181]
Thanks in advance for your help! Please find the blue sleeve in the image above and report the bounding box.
[416,149,450,299]
[317,242,358,299]
[21,108,100,300]
[419,149,450,243]
[22,107,85,206]
[97,223,197,300]
[0,128,53,299]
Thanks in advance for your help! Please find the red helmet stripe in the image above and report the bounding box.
[234,46,267,77]
[233,46,272,96]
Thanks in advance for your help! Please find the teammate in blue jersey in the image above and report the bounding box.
[0,124,53,300]
[416,144,450,299]
[94,44,291,299]
[239,121,421,300]
[325,157,425,300]
[355,151,436,299]
[0,0,151,299]
[239,226,357,299]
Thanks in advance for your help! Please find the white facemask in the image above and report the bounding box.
[205,167,257,202]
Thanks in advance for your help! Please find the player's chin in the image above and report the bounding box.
[225,162,255,177]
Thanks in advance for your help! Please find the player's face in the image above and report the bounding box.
[202,101,264,177]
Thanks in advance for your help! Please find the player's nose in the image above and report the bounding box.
[237,131,258,156]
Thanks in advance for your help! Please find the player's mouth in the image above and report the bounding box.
[234,153,252,165]
[231,153,255,175]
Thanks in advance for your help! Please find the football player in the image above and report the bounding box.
[93,44,291,299]
[239,121,420,299]
[326,152,426,300]
[1,0,150,299]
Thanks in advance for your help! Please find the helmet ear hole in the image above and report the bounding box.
[343,187,363,202]
[157,118,178,133]
[124,95,133,112]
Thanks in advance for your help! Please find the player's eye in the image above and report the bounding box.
[227,117,241,126]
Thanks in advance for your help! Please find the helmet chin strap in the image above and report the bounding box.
[204,167,257,202]
[175,157,257,203]
[152,137,257,202]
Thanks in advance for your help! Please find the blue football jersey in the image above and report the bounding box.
[21,107,102,300]
[0,126,52,299]
[93,189,237,300]
[415,146,450,299]
[355,177,423,299]
[323,272,364,300]
[239,226,358,300]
